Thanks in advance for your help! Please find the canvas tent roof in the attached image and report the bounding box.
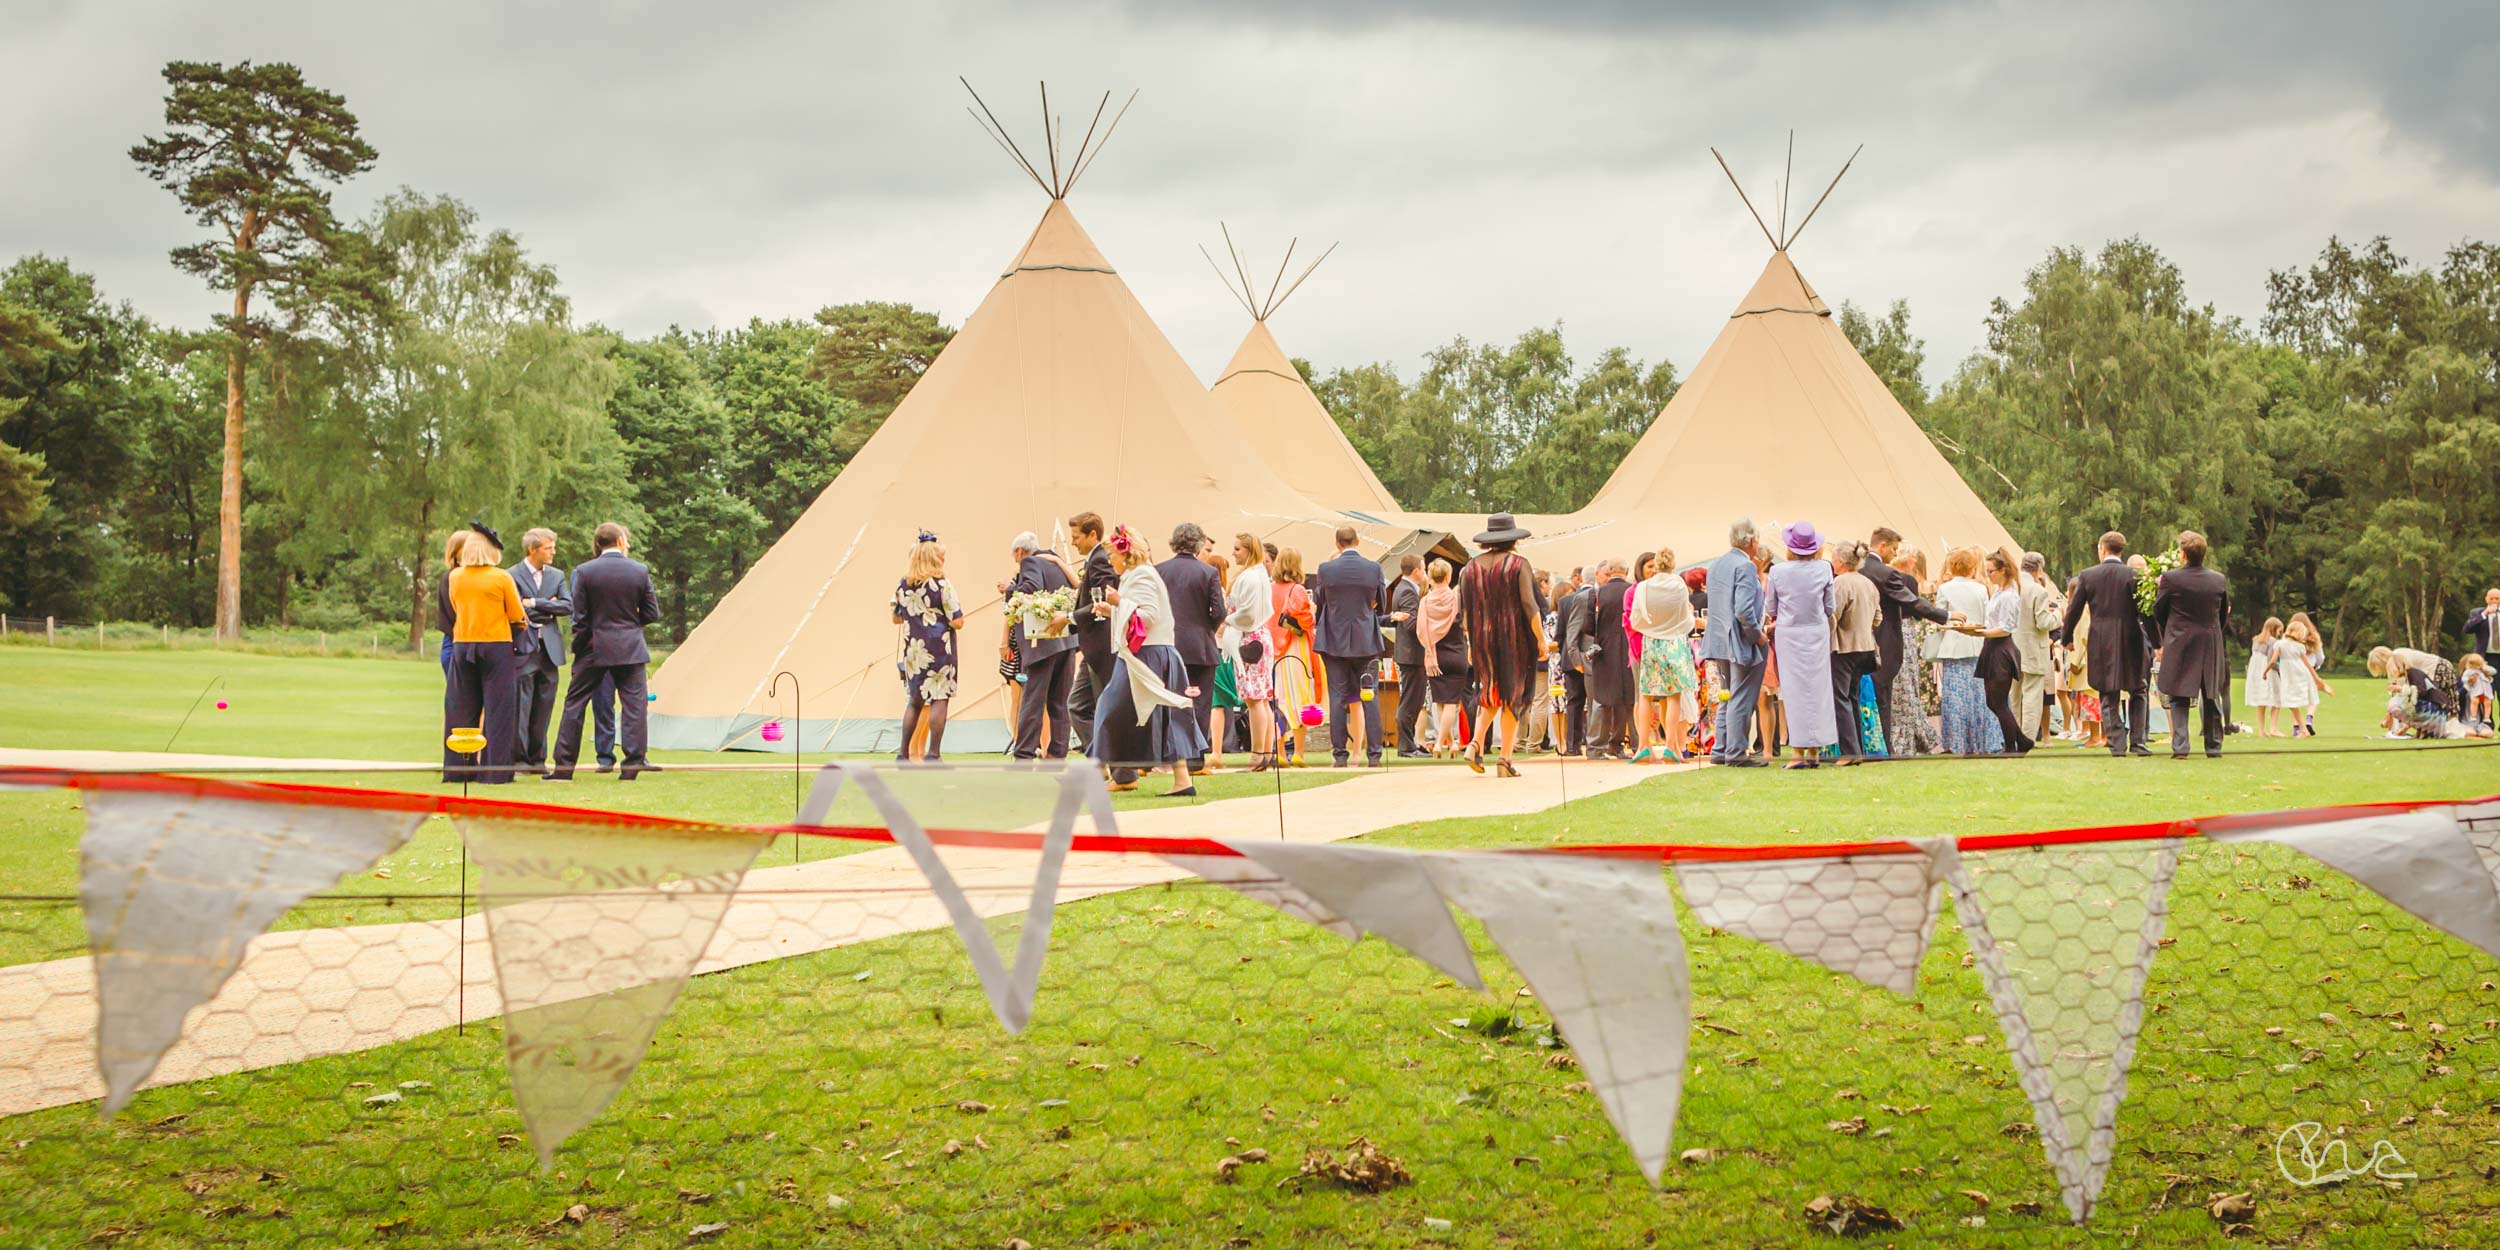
[1212,319,1401,513]
[649,196,1350,753]
[1566,248,2017,566]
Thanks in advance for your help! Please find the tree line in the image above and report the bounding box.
[3,61,2493,655]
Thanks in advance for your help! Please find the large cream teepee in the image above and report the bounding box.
[1352,148,2016,576]
[1201,232,1401,515]
[651,93,1348,753]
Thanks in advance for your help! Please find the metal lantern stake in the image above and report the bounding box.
[768,671,802,862]
[443,726,488,1035]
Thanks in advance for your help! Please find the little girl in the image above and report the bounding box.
[2244,617,2286,736]
[2466,654,2495,728]
[2278,616,2331,737]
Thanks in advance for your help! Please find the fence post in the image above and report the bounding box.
[46,616,55,645]
[320,631,327,654]
[2,613,9,639]
[98,621,105,648]
[163,624,170,648]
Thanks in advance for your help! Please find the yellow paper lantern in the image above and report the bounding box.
[445,727,488,754]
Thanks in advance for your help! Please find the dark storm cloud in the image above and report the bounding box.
[1,0,2495,385]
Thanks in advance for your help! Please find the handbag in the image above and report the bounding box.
[1239,636,1265,666]
[1124,610,1148,655]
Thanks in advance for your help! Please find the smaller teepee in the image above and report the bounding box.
[1203,230,1402,515]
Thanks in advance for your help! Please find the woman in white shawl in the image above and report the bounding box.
[1223,532,1277,771]
[1629,548,1699,762]
[1086,526,1210,796]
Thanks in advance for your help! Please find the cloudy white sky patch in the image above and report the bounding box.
[3,0,2494,386]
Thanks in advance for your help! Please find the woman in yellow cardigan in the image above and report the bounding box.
[442,526,530,784]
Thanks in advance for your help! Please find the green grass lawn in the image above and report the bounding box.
[0,649,2495,1247]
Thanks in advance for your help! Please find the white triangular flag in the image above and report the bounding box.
[2465,801,2500,899]
[2210,807,2500,961]
[1674,840,1950,996]
[1228,841,1481,988]
[1161,853,1359,940]
[461,816,771,1168]
[1944,838,2176,1223]
[802,762,1097,1033]
[1424,851,1689,1185]
[79,789,424,1114]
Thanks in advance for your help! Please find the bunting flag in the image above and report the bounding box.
[78,789,424,1114]
[1943,838,2179,1223]
[2467,801,2500,897]
[1422,852,1691,1186]
[1673,840,1951,996]
[1226,841,1483,988]
[2211,806,2500,962]
[799,762,1104,1034]
[1159,852,1358,940]
[460,816,772,1169]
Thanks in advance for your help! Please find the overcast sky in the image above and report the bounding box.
[5,1,2497,387]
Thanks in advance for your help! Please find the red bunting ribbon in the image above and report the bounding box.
[4,766,2489,864]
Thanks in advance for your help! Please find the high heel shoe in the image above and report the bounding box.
[1495,757,1520,778]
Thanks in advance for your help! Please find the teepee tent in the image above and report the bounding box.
[650,85,1348,753]
[1339,145,2016,577]
[1201,231,1401,515]
[1572,146,2018,565]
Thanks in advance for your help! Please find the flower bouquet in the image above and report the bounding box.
[2132,547,2181,616]
[1008,587,1077,641]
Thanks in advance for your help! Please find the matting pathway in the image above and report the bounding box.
[0,749,1673,1116]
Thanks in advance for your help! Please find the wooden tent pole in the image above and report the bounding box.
[1711,148,1781,252]
[1783,144,1864,252]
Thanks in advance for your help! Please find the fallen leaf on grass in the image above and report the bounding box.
[1802,1194,1902,1236]
[955,1100,991,1114]
[2000,1120,2038,1139]
[2007,1200,2044,1217]
[1825,1117,1868,1136]
[679,1188,712,1204]
[1878,1103,1929,1116]
[1679,1148,1723,1165]
[562,1205,588,1224]
[2207,1191,2256,1226]
[1542,1052,1577,1070]
[688,1222,729,1241]
[1241,1148,1269,1163]
[1291,1137,1412,1193]
[1959,1189,1991,1209]
[362,1091,401,1106]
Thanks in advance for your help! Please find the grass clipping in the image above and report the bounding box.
[1287,1137,1413,1194]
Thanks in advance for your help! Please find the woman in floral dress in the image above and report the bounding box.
[1884,546,1945,756]
[891,532,964,762]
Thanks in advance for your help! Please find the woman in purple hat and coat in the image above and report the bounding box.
[1764,521,1838,768]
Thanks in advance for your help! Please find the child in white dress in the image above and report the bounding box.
[2466,654,2495,728]
[2244,617,2286,736]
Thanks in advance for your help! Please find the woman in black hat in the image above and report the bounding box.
[1458,513,1544,777]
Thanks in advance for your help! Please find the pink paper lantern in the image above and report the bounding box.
[1298,703,1325,728]
[760,719,785,743]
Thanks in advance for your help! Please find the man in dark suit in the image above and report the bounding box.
[1156,523,1229,772]
[1585,558,1635,759]
[1006,530,1080,760]
[2060,530,2152,757]
[1386,554,1429,757]
[1065,512,1117,754]
[1555,567,1595,756]
[1862,527,1950,751]
[1312,526,1386,767]
[2153,530,2232,758]
[508,527,572,776]
[548,522,662,781]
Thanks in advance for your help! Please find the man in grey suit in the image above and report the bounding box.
[2152,530,2233,758]
[1387,554,1428,757]
[508,527,573,775]
[1700,518,1770,766]
[1312,526,1386,767]
[1555,567,1594,756]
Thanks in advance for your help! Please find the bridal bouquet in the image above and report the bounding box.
[2132,547,2181,615]
[1008,587,1077,641]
